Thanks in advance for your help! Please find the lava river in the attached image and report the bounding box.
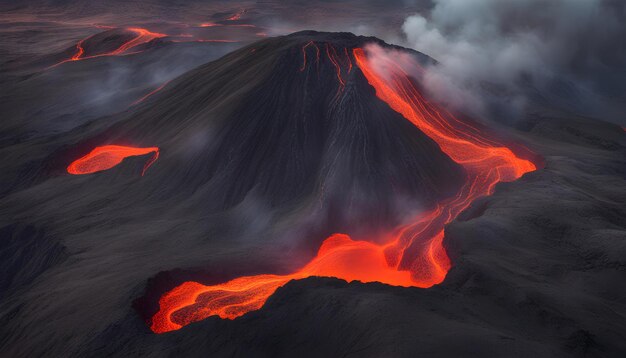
[149,46,538,333]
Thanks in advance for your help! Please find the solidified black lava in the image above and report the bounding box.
[23,31,466,235]
[1,28,625,358]
[1,30,467,355]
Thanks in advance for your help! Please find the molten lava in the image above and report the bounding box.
[149,46,537,334]
[67,145,159,176]
[49,27,167,69]
[71,38,87,60]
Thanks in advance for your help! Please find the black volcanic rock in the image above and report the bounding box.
[0,31,466,356]
[12,31,464,235]
[1,30,624,358]
[0,223,67,298]
[0,30,239,142]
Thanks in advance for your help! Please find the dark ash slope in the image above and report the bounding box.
[0,31,468,357]
[0,30,624,357]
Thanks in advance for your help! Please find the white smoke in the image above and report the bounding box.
[400,0,626,124]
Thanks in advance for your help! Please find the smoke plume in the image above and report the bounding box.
[400,0,626,125]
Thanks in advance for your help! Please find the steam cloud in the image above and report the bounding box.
[400,0,626,125]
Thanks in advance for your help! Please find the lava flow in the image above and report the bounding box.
[149,46,537,334]
[67,145,159,175]
[49,27,167,69]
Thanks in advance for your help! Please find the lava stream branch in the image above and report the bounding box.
[148,46,537,334]
[46,35,92,69]
[131,81,170,106]
[71,37,87,60]
[48,27,167,69]
[299,41,320,72]
[325,43,345,88]
[67,145,160,176]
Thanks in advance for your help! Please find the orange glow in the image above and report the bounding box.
[149,46,537,334]
[48,27,167,69]
[67,145,159,176]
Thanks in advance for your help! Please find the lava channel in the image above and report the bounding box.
[149,46,538,334]
[49,27,167,69]
[67,145,159,176]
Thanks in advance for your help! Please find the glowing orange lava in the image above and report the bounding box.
[48,27,167,69]
[149,46,537,334]
[67,145,159,176]
[71,38,86,60]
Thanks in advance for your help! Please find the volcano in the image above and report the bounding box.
[1,29,625,357]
